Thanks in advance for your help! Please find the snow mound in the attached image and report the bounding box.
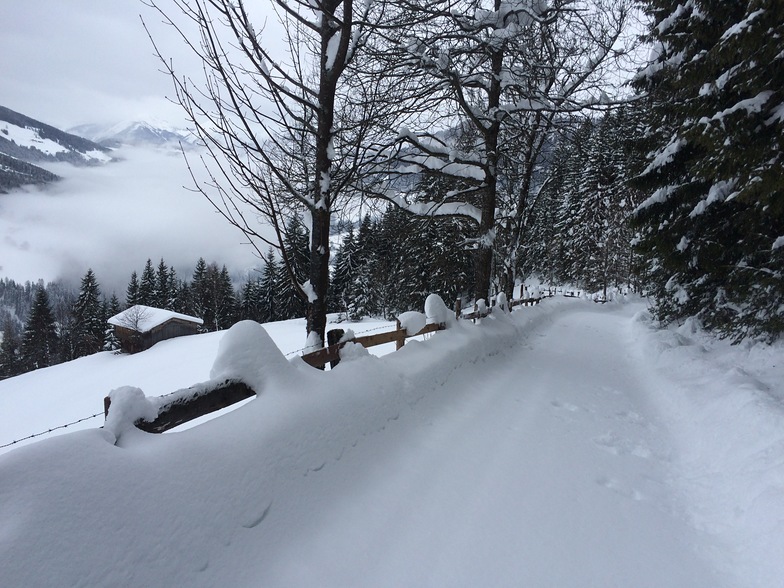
[210,320,293,390]
[339,341,371,362]
[496,292,509,312]
[425,293,454,326]
[397,311,427,335]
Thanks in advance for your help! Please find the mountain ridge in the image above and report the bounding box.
[0,104,113,193]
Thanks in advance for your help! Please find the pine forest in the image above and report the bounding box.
[1,0,782,378]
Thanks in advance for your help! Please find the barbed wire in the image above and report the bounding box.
[0,412,104,450]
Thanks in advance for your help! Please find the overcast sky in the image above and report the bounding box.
[0,1,277,294]
[0,1,199,129]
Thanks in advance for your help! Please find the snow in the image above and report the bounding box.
[325,30,342,71]
[0,299,783,587]
[397,310,427,335]
[689,178,738,218]
[107,304,203,332]
[773,235,784,250]
[1,121,69,156]
[424,293,453,325]
[642,136,686,176]
[301,280,318,303]
[720,8,765,40]
[104,386,159,439]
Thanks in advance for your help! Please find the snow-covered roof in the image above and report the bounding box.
[107,305,203,333]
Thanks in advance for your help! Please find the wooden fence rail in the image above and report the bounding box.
[104,293,548,434]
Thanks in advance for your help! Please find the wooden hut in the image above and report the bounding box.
[107,305,203,353]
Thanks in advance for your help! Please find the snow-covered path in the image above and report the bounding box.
[5,300,773,587]
[232,305,725,587]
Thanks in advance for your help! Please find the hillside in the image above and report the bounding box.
[0,104,112,192]
[0,152,59,193]
[1,298,782,587]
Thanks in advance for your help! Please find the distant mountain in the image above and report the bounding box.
[68,120,199,149]
[0,105,112,166]
[0,105,113,193]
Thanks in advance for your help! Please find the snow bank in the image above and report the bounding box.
[631,312,784,587]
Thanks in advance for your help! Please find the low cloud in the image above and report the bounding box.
[0,146,265,296]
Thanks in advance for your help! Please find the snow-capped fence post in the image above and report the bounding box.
[327,328,345,369]
[454,298,462,320]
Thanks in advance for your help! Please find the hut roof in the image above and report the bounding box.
[107,305,203,333]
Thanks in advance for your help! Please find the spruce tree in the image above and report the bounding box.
[138,259,157,307]
[20,287,59,372]
[258,250,280,323]
[126,271,140,307]
[191,258,212,330]
[71,269,104,358]
[632,0,784,340]
[156,259,170,309]
[330,228,357,318]
[103,294,122,352]
[0,319,21,379]
[214,265,238,330]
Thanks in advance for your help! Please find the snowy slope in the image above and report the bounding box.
[0,104,111,166]
[0,299,782,587]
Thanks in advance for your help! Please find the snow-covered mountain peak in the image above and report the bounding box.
[69,119,199,149]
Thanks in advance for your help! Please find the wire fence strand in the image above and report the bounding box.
[0,412,104,450]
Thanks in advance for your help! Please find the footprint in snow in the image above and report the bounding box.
[593,432,652,460]
[595,475,645,501]
[550,399,581,412]
[243,502,272,529]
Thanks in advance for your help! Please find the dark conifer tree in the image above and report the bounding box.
[138,259,157,307]
[214,265,238,330]
[71,269,104,358]
[156,259,170,309]
[632,0,784,340]
[330,228,357,318]
[126,271,140,307]
[191,258,212,330]
[258,250,280,323]
[20,287,59,372]
[0,318,21,379]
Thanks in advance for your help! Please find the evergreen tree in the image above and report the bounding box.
[347,214,381,319]
[103,294,122,352]
[156,259,170,309]
[632,0,784,340]
[126,271,140,307]
[71,269,104,358]
[138,259,157,307]
[330,228,357,318]
[0,318,21,379]
[20,287,59,372]
[213,265,238,330]
[238,276,261,322]
[258,250,280,323]
[191,258,213,330]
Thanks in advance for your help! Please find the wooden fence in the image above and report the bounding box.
[104,294,547,435]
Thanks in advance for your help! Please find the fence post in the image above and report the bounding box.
[326,328,345,369]
[395,320,405,351]
[454,298,462,321]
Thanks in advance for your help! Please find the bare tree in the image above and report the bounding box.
[142,0,414,346]
[381,0,638,302]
